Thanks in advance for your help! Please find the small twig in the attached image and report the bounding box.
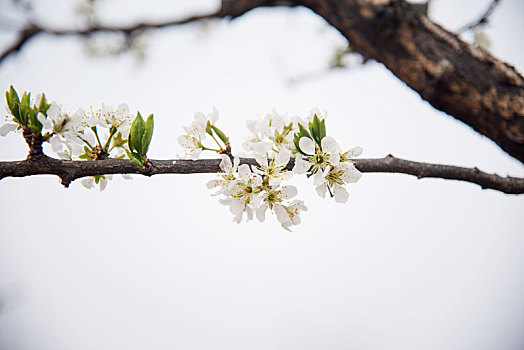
[0,11,225,65]
[0,154,522,194]
[457,0,501,33]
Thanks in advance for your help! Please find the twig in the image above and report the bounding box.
[458,0,501,33]
[0,154,522,194]
[0,11,224,64]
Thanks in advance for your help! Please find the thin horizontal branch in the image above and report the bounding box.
[457,0,501,33]
[0,11,225,64]
[1,0,523,163]
[0,155,522,194]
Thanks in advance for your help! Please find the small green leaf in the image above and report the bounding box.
[141,114,154,155]
[28,108,42,133]
[19,92,31,126]
[6,86,21,120]
[38,93,51,115]
[298,123,311,139]
[211,125,229,145]
[130,157,143,167]
[319,118,326,140]
[129,112,145,155]
[311,114,322,146]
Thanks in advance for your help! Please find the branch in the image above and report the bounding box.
[0,155,522,194]
[458,0,501,33]
[0,11,226,64]
[1,0,523,163]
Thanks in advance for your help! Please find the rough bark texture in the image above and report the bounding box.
[222,0,524,163]
[1,155,522,194]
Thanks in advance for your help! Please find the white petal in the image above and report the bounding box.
[256,203,268,222]
[275,150,290,167]
[50,136,62,152]
[210,107,219,123]
[190,148,202,160]
[194,111,206,125]
[330,153,340,166]
[99,177,108,191]
[292,157,310,174]
[230,198,244,215]
[254,153,268,168]
[206,179,220,189]
[313,168,327,186]
[315,184,327,198]
[0,123,18,136]
[299,137,315,155]
[219,154,232,173]
[121,174,132,180]
[348,146,363,158]
[280,186,297,199]
[81,177,94,189]
[238,164,251,180]
[37,112,52,130]
[321,136,340,154]
[334,185,349,203]
[232,157,240,172]
[274,204,290,225]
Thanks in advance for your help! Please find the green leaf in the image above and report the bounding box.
[298,123,311,139]
[5,86,21,121]
[129,112,145,155]
[28,108,42,133]
[319,118,326,141]
[141,114,154,155]
[19,92,31,126]
[130,157,143,167]
[211,125,229,145]
[311,114,322,146]
[38,93,51,115]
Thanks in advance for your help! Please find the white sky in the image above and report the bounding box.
[0,0,523,349]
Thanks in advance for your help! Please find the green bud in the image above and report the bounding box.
[6,86,21,121]
[129,112,145,155]
[141,114,154,155]
[211,125,229,145]
[38,93,51,115]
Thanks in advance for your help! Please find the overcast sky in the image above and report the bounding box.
[0,0,523,349]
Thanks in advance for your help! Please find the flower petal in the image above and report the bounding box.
[299,137,315,155]
[334,184,349,203]
[0,123,18,137]
[280,185,297,199]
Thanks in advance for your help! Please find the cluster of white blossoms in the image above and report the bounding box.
[181,107,363,230]
[2,87,153,191]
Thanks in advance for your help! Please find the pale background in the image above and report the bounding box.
[0,0,523,349]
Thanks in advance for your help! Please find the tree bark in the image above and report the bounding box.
[1,155,523,194]
[222,0,524,163]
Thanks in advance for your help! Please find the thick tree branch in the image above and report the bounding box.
[1,0,523,163]
[0,155,522,194]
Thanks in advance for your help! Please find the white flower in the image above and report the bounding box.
[243,110,297,157]
[277,200,308,231]
[38,102,82,152]
[313,163,362,203]
[97,103,132,135]
[178,109,219,159]
[255,185,298,223]
[253,150,292,187]
[80,175,112,191]
[206,155,240,196]
[294,136,340,174]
